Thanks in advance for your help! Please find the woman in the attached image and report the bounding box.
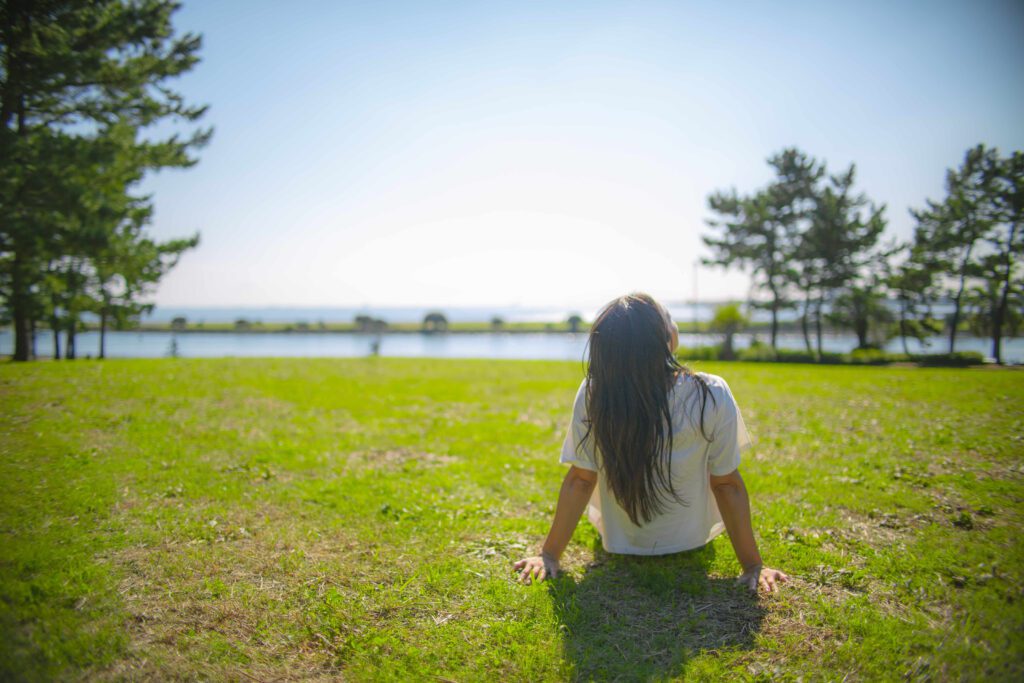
[515,293,787,593]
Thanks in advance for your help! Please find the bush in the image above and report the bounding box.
[775,348,817,364]
[678,344,986,366]
[848,348,910,365]
[737,345,779,362]
[736,347,846,364]
[913,351,986,367]
[423,312,448,333]
[676,345,719,361]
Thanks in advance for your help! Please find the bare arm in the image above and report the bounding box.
[710,468,788,592]
[515,465,597,583]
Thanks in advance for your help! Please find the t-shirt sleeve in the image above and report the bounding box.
[560,379,599,471]
[706,378,752,476]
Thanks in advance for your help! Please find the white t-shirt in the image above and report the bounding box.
[560,372,751,555]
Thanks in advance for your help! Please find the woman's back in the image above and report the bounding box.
[561,371,751,555]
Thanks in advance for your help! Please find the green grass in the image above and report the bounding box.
[1,359,1022,681]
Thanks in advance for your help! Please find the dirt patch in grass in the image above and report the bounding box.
[342,448,459,473]
[98,502,367,681]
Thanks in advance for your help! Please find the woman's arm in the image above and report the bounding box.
[514,465,598,583]
[710,468,788,593]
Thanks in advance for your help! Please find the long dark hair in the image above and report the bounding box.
[580,293,712,526]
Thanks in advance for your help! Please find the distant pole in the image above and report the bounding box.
[692,260,699,334]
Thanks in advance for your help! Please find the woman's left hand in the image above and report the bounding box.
[738,565,789,593]
[514,553,559,584]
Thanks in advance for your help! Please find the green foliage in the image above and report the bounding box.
[675,345,720,361]
[704,148,887,356]
[704,149,822,347]
[911,145,1023,361]
[827,284,895,350]
[706,144,1022,364]
[0,0,210,361]
[708,303,748,333]
[912,351,986,367]
[846,348,908,365]
[709,303,749,360]
[422,311,449,333]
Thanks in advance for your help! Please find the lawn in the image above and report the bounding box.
[1,358,1022,681]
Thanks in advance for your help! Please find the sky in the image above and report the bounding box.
[143,0,1024,311]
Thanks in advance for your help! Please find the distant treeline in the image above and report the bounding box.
[703,146,1022,363]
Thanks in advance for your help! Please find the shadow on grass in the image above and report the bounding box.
[547,542,765,681]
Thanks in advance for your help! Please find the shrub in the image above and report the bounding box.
[848,348,910,365]
[767,348,818,364]
[676,345,719,362]
[737,345,779,362]
[423,312,448,333]
[709,303,748,360]
[736,347,845,364]
[913,351,986,367]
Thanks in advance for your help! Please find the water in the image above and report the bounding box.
[4,329,1021,363]
[138,303,724,325]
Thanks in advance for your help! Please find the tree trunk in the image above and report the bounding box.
[992,221,1018,364]
[29,316,37,359]
[855,311,869,349]
[899,299,910,356]
[801,293,812,353]
[6,65,33,361]
[949,244,974,354]
[99,309,108,360]
[814,294,824,359]
[767,283,780,350]
[49,288,62,359]
[66,319,76,360]
[11,256,33,361]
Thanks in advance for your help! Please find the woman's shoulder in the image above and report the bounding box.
[678,371,731,393]
[570,376,589,412]
[675,372,739,412]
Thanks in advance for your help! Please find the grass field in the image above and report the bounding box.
[1,358,1022,681]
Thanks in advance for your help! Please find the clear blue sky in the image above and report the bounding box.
[144,0,1024,310]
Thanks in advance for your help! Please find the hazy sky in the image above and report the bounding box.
[143,0,1024,310]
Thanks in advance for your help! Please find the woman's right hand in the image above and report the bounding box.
[737,565,789,593]
[513,552,559,584]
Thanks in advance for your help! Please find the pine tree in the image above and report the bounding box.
[985,151,1023,363]
[795,164,886,356]
[1,0,210,360]
[703,148,823,349]
[910,146,998,354]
